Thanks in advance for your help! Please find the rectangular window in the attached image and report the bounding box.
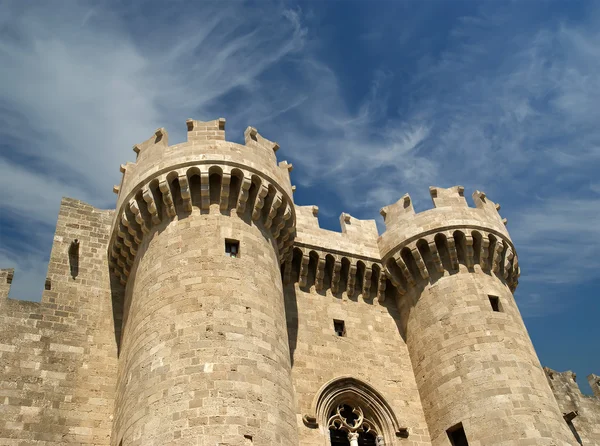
[333,319,346,337]
[447,423,469,446]
[225,239,239,258]
[488,295,501,312]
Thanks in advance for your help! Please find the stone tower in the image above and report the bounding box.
[108,119,298,445]
[378,186,576,445]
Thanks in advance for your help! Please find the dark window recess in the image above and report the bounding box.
[333,320,346,337]
[564,412,583,445]
[225,240,239,258]
[488,295,501,312]
[447,423,469,446]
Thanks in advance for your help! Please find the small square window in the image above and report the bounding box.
[447,423,469,446]
[488,295,501,312]
[225,239,239,258]
[333,319,345,337]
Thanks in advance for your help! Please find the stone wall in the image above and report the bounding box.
[283,237,432,445]
[0,198,119,445]
[544,368,600,445]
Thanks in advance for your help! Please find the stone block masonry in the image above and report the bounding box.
[0,198,119,445]
[1,118,598,446]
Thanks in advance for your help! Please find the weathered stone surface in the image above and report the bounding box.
[544,368,600,444]
[0,198,119,445]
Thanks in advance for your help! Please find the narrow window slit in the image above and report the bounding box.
[333,319,346,337]
[488,295,501,312]
[225,239,239,258]
[447,423,469,446]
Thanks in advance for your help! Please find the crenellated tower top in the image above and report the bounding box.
[378,185,519,294]
[108,118,296,285]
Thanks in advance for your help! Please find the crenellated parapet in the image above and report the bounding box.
[543,367,600,443]
[378,186,520,294]
[294,205,380,258]
[0,268,14,300]
[287,205,389,300]
[109,119,296,285]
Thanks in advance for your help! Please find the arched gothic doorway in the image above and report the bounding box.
[304,376,404,445]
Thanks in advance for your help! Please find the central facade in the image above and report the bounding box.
[0,119,599,446]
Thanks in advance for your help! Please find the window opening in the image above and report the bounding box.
[447,423,469,446]
[488,295,501,312]
[225,239,239,258]
[333,319,346,337]
[329,404,378,446]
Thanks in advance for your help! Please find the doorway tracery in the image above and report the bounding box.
[328,404,380,446]
[305,376,405,446]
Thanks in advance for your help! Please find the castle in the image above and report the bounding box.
[1,118,598,446]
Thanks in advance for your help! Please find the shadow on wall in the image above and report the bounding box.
[110,272,125,357]
[283,280,299,367]
[384,287,407,344]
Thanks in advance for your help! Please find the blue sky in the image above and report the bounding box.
[0,1,598,393]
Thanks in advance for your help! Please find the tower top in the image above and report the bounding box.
[108,118,296,285]
[378,186,519,294]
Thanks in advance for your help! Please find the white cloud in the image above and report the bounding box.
[1,0,599,314]
[0,0,306,299]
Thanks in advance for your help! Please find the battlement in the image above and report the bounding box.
[544,368,600,400]
[0,268,14,300]
[589,374,600,398]
[288,206,386,301]
[132,127,169,159]
[543,367,600,442]
[108,118,297,285]
[186,117,226,143]
[294,205,379,259]
[378,186,518,294]
[380,186,506,231]
[244,126,280,155]
[113,119,293,211]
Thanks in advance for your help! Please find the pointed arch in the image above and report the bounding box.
[305,376,405,444]
[208,165,223,206]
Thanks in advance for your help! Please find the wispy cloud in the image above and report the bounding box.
[0,0,306,299]
[1,0,599,320]
[264,3,600,316]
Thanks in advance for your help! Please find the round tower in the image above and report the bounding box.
[108,119,298,445]
[378,186,574,445]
